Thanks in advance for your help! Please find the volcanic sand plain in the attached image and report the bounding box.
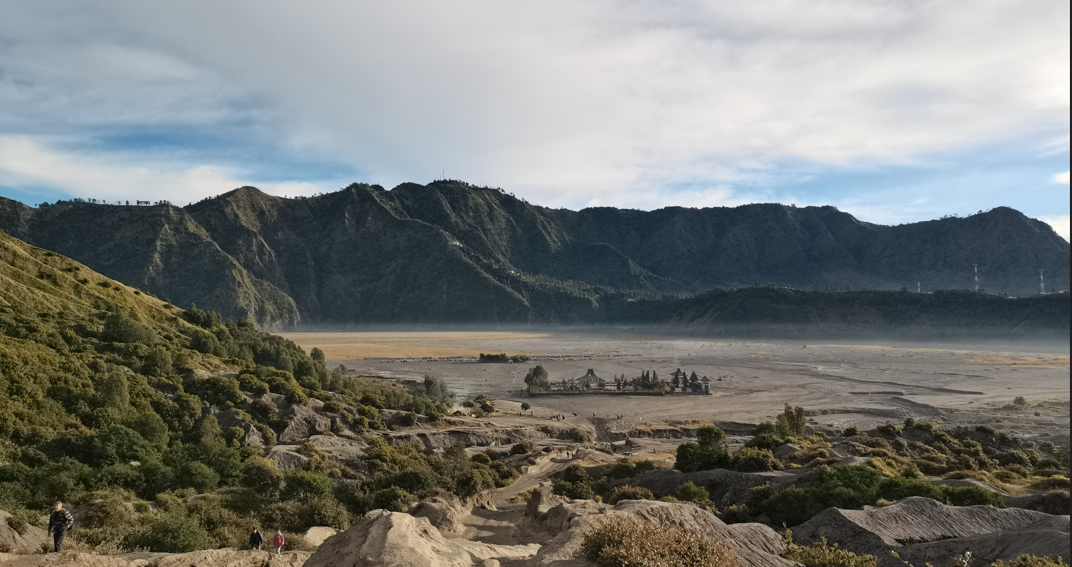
[279,332,1070,445]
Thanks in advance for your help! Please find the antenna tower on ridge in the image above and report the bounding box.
[1040,270,1045,295]
[974,264,979,292]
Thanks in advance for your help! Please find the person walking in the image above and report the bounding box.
[249,529,264,551]
[47,501,74,552]
[272,530,285,555]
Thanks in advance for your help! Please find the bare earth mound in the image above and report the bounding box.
[792,497,1070,566]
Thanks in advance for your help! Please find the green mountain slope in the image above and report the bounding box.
[1,181,1068,327]
[0,231,512,552]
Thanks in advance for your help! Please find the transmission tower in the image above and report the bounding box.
[974,264,979,292]
[1040,270,1045,295]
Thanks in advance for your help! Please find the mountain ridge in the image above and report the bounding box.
[1,181,1067,328]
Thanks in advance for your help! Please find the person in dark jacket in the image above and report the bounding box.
[47,502,74,552]
[249,529,264,550]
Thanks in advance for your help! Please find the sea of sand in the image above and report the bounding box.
[278,332,1070,442]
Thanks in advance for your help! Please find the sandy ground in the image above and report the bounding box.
[278,332,549,360]
[281,332,1070,444]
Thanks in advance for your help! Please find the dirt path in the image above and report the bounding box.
[459,447,615,547]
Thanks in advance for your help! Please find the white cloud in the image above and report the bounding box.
[1040,215,1070,241]
[1056,171,1071,185]
[0,1,1067,209]
[0,137,333,204]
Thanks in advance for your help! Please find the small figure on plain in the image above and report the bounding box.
[273,530,285,555]
[47,501,74,552]
[249,528,264,551]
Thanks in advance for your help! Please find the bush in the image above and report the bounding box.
[992,556,1070,567]
[173,461,219,492]
[241,457,284,495]
[580,515,737,567]
[733,447,781,472]
[370,486,416,512]
[783,531,876,567]
[674,481,711,505]
[281,471,333,502]
[123,511,209,553]
[510,439,536,452]
[607,485,655,504]
[843,427,860,437]
[553,479,595,500]
[302,496,352,530]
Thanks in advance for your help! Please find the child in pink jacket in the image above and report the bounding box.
[273,531,285,555]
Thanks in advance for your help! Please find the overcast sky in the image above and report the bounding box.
[0,1,1068,238]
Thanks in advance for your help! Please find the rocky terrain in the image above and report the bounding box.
[0,222,1067,567]
[1,182,1067,328]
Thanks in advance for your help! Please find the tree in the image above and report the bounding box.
[675,426,728,473]
[524,365,550,392]
[775,404,807,438]
[521,403,531,412]
[310,348,326,363]
[419,375,454,405]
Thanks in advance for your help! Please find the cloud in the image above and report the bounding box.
[0,137,333,204]
[0,1,1068,212]
[1040,215,1070,241]
[1057,171,1071,185]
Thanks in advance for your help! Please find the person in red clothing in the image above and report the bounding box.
[273,530,285,555]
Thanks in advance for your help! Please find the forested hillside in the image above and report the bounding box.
[0,231,466,551]
[0,181,1067,327]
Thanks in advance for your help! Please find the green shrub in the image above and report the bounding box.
[5,515,28,536]
[281,470,333,502]
[607,485,655,504]
[173,461,219,492]
[843,427,860,437]
[580,515,737,567]
[733,447,781,472]
[992,556,1070,567]
[301,496,352,530]
[783,530,876,567]
[123,510,209,553]
[553,479,595,500]
[673,482,712,505]
[241,456,284,495]
[370,486,416,512]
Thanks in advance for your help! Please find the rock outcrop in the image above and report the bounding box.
[0,511,47,554]
[409,497,469,535]
[304,510,538,567]
[524,496,795,567]
[383,427,551,453]
[279,404,333,442]
[268,445,310,471]
[302,527,340,548]
[215,408,266,447]
[792,497,1070,565]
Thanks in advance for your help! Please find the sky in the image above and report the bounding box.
[0,1,1068,238]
